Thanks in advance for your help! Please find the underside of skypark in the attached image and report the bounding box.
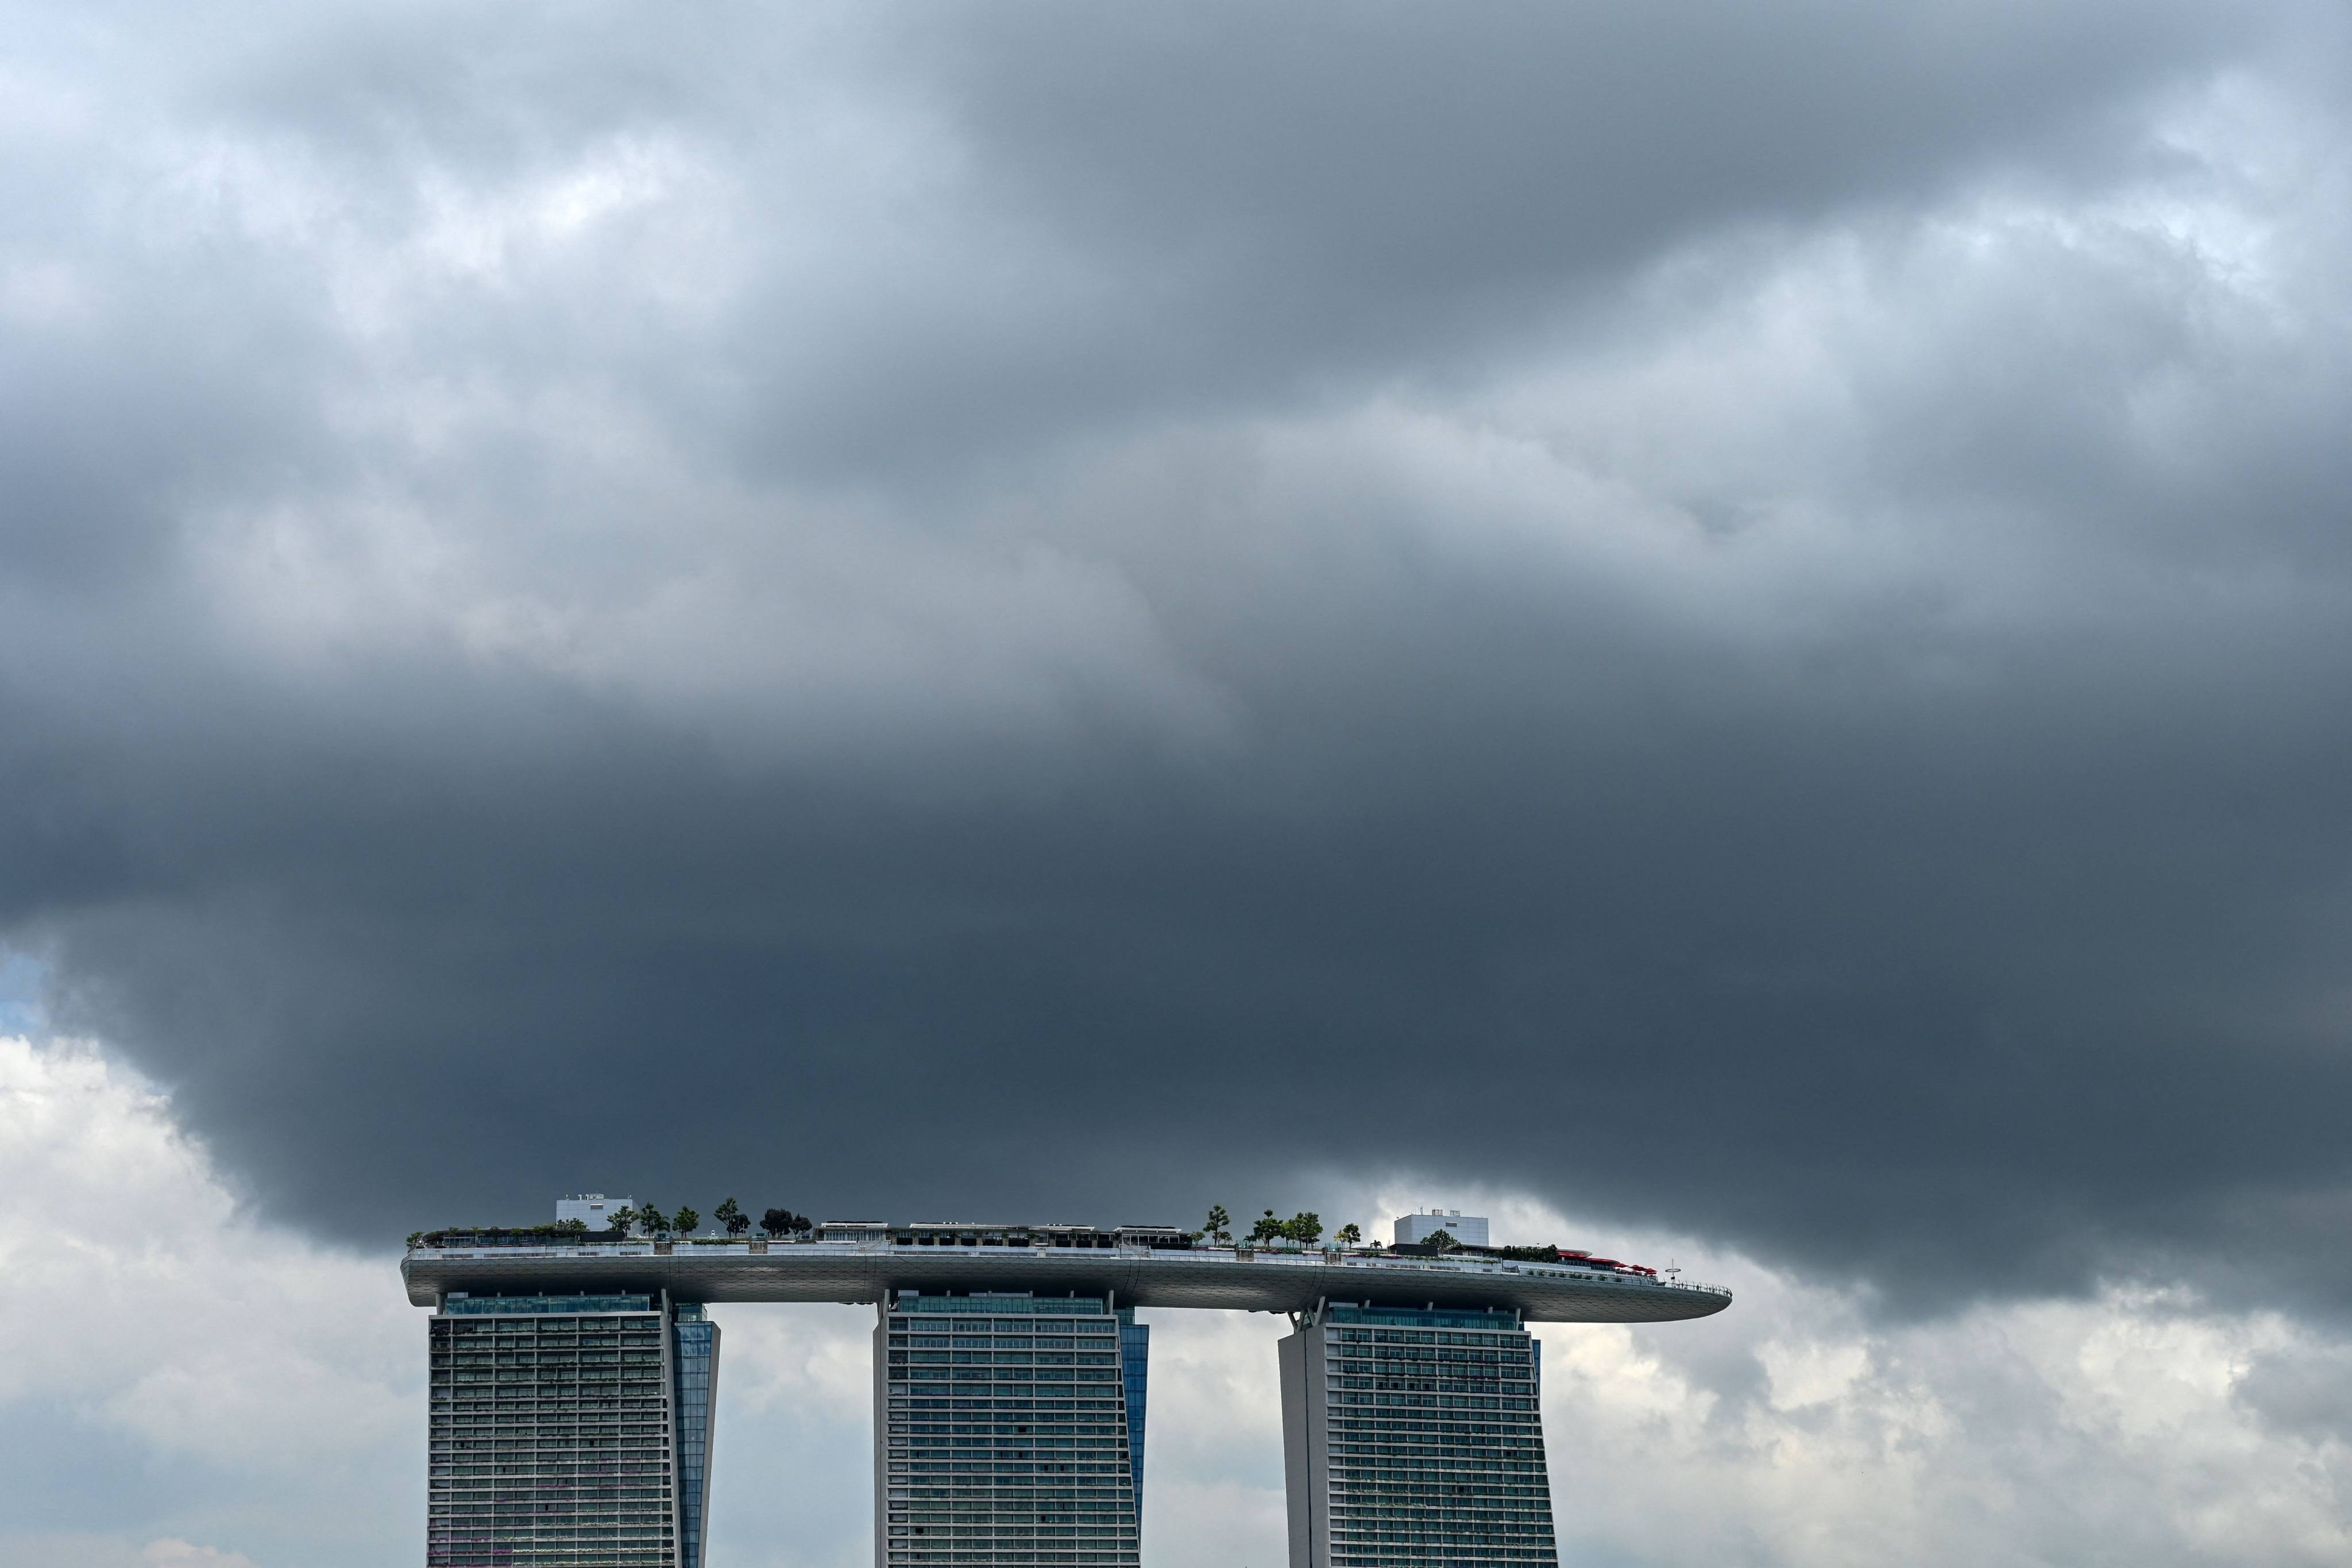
[405,1222,1731,1567]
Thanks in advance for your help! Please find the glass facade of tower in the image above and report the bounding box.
[427,1292,720,1567]
[876,1291,1145,1567]
[673,1307,719,1568]
[1116,1308,1149,1512]
[1280,1303,1555,1568]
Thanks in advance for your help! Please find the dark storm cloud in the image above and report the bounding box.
[4,1,2351,1317]
[706,0,2264,473]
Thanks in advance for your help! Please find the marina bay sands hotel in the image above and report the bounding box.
[402,1203,1731,1568]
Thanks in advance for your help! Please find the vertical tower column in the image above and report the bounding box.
[1280,1301,1555,1568]
[671,1302,721,1568]
[875,1291,1146,1567]
[426,1291,720,1568]
[1117,1307,1150,1521]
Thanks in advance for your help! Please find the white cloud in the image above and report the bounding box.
[141,1543,262,1568]
[0,1036,418,1566]
[0,1536,258,1568]
[1131,1308,1292,1568]
[0,1037,412,1463]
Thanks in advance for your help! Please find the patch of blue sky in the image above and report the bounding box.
[0,948,49,1036]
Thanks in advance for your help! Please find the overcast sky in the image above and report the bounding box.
[5,2,2351,1565]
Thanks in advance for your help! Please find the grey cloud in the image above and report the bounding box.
[3,0,2351,1327]
[726,0,2283,473]
[2237,1340,2352,1439]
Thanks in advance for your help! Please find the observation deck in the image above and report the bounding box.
[400,1237,1732,1323]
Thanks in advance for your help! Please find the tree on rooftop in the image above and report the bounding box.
[1424,1227,1457,1252]
[759,1208,792,1238]
[1204,1204,1231,1244]
[715,1198,747,1236]
[636,1205,669,1237]
[672,1206,701,1237]
[1249,1210,1286,1245]
[1335,1222,1362,1248]
[1286,1211,1324,1246]
[608,1207,638,1237]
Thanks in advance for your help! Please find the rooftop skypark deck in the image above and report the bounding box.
[401,1225,1732,1323]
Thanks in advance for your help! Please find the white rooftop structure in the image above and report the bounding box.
[1394,1208,1489,1248]
[556,1193,632,1227]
